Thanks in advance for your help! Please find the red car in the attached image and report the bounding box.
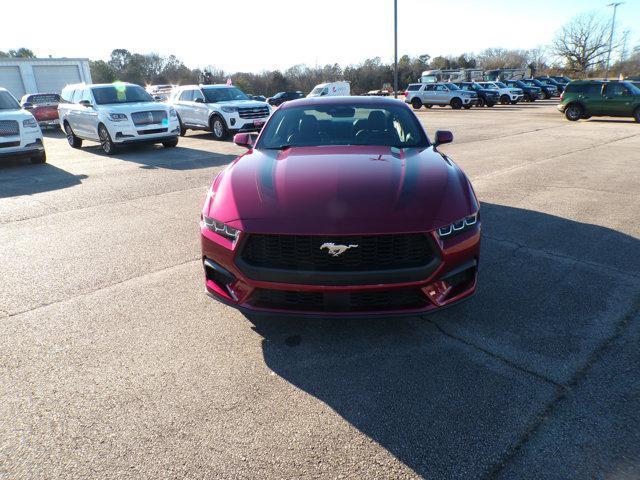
[200,96,480,316]
[20,93,60,128]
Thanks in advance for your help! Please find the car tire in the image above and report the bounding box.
[564,104,583,121]
[425,104,433,108]
[178,116,187,136]
[30,151,46,164]
[510,100,518,105]
[98,124,117,155]
[162,137,179,148]
[500,95,510,105]
[210,115,228,140]
[411,98,423,109]
[486,102,495,107]
[544,92,551,100]
[463,105,471,110]
[64,122,82,149]
[450,97,462,110]
[634,108,640,123]
[476,97,485,107]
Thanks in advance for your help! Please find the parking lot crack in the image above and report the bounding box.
[483,293,640,479]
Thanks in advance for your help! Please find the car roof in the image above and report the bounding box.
[279,96,408,109]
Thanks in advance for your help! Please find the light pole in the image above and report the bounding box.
[604,2,623,81]
[393,0,398,98]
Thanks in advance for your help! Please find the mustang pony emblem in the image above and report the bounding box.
[320,243,359,257]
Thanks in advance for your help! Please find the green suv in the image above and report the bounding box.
[557,80,640,122]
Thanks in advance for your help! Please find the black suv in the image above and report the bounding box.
[535,76,566,94]
[504,80,542,102]
[452,82,500,107]
[267,91,304,107]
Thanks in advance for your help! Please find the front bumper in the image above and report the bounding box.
[200,226,481,316]
[107,118,181,144]
[224,113,269,133]
[0,130,45,159]
[557,103,567,113]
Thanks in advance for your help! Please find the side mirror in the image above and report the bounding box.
[233,132,257,149]
[79,100,92,108]
[22,102,34,109]
[434,130,453,147]
[194,97,204,103]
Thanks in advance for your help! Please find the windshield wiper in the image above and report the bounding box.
[264,145,293,150]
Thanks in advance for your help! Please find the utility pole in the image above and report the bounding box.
[393,0,398,98]
[604,2,623,81]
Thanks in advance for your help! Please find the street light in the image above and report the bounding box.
[394,0,398,98]
[604,2,624,81]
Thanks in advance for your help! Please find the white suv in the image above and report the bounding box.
[477,82,524,105]
[0,87,46,164]
[58,82,180,154]
[169,85,271,140]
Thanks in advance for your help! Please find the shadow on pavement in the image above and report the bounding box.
[81,142,236,171]
[0,162,87,198]
[244,203,640,478]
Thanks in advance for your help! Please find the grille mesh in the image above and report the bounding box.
[0,120,19,137]
[240,234,434,272]
[238,106,269,119]
[131,111,167,126]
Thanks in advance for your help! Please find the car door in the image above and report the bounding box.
[191,89,209,126]
[580,83,606,115]
[175,89,194,124]
[601,83,635,116]
[67,89,85,136]
[78,88,99,139]
[434,84,450,104]
[420,85,435,104]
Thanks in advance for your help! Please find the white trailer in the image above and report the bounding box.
[0,58,92,99]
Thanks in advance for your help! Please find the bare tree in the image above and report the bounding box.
[552,12,611,73]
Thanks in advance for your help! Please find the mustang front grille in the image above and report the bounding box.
[249,288,428,312]
[236,233,439,285]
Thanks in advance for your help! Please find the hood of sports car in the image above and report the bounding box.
[206,145,478,235]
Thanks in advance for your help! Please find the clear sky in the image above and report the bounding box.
[3,0,639,72]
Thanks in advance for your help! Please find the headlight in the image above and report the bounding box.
[109,113,128,122]
[169,108,177,118]
[437,212,479,238]
[221,106,238,113]
[202,215,240,243]
[23,118,38,128]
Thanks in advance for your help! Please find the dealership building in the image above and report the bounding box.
[0,57,92,99]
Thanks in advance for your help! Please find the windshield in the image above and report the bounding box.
[445,83,460,90]
[495,82,507,88]
[481,83,498,90]
[257,103,428,149]
[0,91,20,110]
[203,87,249,103]
[92,84,153,105]
[310,86,327,96]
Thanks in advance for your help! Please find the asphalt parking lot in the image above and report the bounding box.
[1,100,639,479]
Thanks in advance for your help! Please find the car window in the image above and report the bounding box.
[179,90,193,101]
[424,85,435,91]
[81,89,93,104]
[202,87,250,102]
[606,83,630,96]
[193,89,205,101]
[71,89,83,103]
[406,85,421,91]
[257,104,428,149]
[92,84,153,105]
[435,85,447,91]
[0,90,20,110]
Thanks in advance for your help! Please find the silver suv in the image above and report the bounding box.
[404,83,477,110]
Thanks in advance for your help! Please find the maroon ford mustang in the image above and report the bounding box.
[200,96,480,316]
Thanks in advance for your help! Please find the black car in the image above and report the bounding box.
[267,91,304,107]
[535,76,566,94]
[452,82,500,107]
[504,80,542,102]
[525,79,558,99]
[249,94,267,102]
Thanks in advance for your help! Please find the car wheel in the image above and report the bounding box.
[564,104,582,121]
[486,102,495,107]
[210,115,228,140]
[177,115,187,136]
[98,124,117,155]
[450,98,462,110]
[544,92,551,100]
[64,122,82,148]
[411,98,423,109]
[162,138,179,148]
[510,100,518,105]
[30,151,46,164]
[634,108,640,123]
[476,97,485,107]
[500,95,510,105]
[425,104,433,108]
[463,105,471,110]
